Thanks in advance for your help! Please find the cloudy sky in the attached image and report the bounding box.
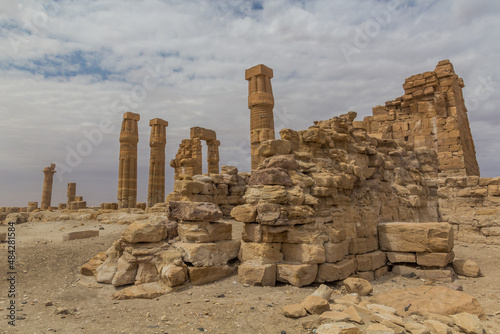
[1,0,499,207]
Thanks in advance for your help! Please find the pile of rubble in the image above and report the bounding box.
[283,282,486,334]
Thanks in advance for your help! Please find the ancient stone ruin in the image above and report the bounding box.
[246,64,276,170]
[41,163,56,210]
[170,126,220,179]
[118,112,140,209]
[148,118,168,207]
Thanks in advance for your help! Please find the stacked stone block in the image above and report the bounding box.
[167,201,239,285]
[438,176,500,243]
[232,112,438,287]
[166,165,248,217]
[364,60,479,178]
[379,222,455,281]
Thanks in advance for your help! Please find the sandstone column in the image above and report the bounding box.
[118,112,140,209]
[147,118,168,207]
[245,64,275,170]
[41,163,56,210]
[207,139,220,174]
[67,183,76,204]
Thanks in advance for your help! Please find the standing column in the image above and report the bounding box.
[245,64,275,170]
[67,183,76,205]
[207,139,220,174]
[118,112,140,209]
[147,118,168,207]
[41,163,56,210]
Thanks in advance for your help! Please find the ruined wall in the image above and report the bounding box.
[438,176,500,243]
[364,60,479,177]
[231,112,440,286]
[166,165,248,217]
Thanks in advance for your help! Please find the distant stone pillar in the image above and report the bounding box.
[41,163,56,210]
[148,118,168,207]
[118,112,140,209]
[207,139,220,174]
[67,183,76,204]
[245,64,275,170]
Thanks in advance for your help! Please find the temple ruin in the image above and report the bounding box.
[41,163,56,210]
[170,126,220,179]
[117,112,140,209]
[148,118,168,207]
[246,64,276,170]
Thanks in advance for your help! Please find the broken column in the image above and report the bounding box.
[118,112,140,209]
[245,64,275,170]
[67,183,76,204]
[148,118,168,207]
[41,163,56,210]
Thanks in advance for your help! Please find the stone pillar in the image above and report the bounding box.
[147,118,168,207]
[67,183,76,204]
[245,64,275,170]
[118,112,140,209]
[207,139,220,174]
[41,163,56,210]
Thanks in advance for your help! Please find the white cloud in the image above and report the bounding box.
[1,0,499,206]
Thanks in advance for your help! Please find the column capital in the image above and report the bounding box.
[150,118,168,127]
[123,112,140,121]
[245,64,273,80]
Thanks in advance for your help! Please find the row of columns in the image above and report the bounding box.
[41,64,275,209]
[117,112,169,209]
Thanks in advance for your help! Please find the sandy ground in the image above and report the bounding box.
[0,220,499,334]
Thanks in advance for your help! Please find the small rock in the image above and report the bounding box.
[54,307,69,315]
[319,310,351,323]
[282,304,307,318]
[365,323,394,334]
[451,312,484,334]
[311,284,334,301]
[316,322,360,334]
[301,295,330,315]
[343,277,373,296]
[453,259,481,278]
[44,300,53,306]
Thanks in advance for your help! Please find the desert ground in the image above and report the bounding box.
[1,219,499,334]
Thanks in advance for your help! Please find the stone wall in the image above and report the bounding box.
[438,176,500,244]
[364,60,479,177]
[231,112,441,286]
[166,165,248,217]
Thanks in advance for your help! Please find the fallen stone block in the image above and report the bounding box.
[368,285,485,319]
[343,277,373,296]
[277,263,317,287]
[80,251,106,276]
[63,230,99,241]
[453,259,481,277]
[112,282,169,300]
[450,312,484,334]
[283,303,307,318]
[386,252,416,264]
[316,322,360,334]
[301,295,330,315]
